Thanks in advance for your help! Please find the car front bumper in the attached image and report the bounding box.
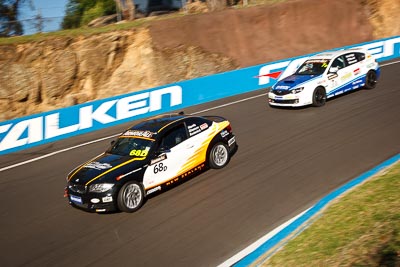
[268,93,310,107]
[65,186,118,213]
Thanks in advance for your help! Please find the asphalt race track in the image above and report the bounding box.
[1,61,399,267]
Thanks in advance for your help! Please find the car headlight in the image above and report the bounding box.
[89,183,114,193]
[290,87,304,94]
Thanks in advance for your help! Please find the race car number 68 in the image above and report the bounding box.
[129,150,148,157]
[154,163,167,174]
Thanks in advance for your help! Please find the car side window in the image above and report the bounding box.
[331,55,347,70]
[160,124,188,150]
[344,53,359,66]
[185,117,212,137]
[354,52,365,62]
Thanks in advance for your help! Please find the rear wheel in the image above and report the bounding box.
[312,87,326,107]
[209,142,230,169]
[364,70,377,89]
[117,181,144,213]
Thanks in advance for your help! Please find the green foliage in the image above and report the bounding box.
[81,2,105,26]
[0,0,27,37]
[62,0,116,29]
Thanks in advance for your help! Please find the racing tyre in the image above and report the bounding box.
[312,87,326,107]
[364,70,377,89]
[117,181,144,213]
[209,142,230,169]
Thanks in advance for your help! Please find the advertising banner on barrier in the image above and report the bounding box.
[1,36,399,155]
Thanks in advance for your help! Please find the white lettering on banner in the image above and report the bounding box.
[0,118,43,151]
[45,113,80,139]
[383,37,400,57]
[362,41,384,58]
[258,61,289,86]
[279,57,308,81]
[258,37,400,86]
[258,57,308,86]
[0,86,183,154]
[361,37,400,59]
[149,86,182,111]
[117,93,149,120]
[0,124,12,135]
[79,100,117,129]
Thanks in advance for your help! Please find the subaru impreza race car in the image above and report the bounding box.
[65,113,238,213]
[268,48,380,107]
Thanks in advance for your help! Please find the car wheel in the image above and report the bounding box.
[364,70,377,89]
[312,86,326,107]
[209,142,230,169]
[117,181,144,213]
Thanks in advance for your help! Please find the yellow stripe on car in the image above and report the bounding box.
[181,121,229,173]
[84,157,146,186]
[68,153,105,181]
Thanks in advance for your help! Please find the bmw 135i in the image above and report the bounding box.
[65,112,238,213]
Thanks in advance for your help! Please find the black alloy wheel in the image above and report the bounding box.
[312,87,327,107]
[364,70,377,89]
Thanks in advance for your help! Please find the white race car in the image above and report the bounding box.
[268,48,380,107]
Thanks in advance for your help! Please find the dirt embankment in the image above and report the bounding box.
[150,0,374,67]
[0,0,399,121]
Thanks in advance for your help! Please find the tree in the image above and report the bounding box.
[32,9,44,33]
[0,0,28,37]
[62,0,116,29]
[61,0,80,29]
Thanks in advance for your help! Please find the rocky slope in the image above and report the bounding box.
[0,0,399,121]
[0,29,236,121]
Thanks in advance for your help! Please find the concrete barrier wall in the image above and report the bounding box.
[1,36,399,155]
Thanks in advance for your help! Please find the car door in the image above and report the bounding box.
[142,122,194,189]
[344,52,365,90]
[327,55,349,96]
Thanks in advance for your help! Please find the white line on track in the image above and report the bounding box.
[0,93,266,172]
[382,60,400,66]
[0,60,398,172]
[0,134,119,172]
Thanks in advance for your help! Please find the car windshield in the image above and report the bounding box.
[107,137,154,157]
[295,59,330,75]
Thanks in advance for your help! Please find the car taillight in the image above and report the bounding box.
[226,124,232,133]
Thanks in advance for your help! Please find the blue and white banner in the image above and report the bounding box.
[1,36,399,155]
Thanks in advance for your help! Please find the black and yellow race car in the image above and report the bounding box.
[65,112,238,213]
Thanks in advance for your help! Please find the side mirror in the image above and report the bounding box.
[329,66,339,73]
[157,147,171,155]
[110,140,116,146]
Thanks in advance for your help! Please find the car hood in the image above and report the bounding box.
[274,74,320,90]
[68,153,146,185]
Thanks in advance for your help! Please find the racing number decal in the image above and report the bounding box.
[154,162,167,174]
[129,149,149,157]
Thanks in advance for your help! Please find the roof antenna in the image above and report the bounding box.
[178,111,185,115]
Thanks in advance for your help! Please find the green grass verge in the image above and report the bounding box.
[257,161,400,267]
[0,12,186,45]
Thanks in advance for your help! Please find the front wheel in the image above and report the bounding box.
[312,87,326,107]
[364,70,377,89]
[209,142,230,169]
[117,181,144,213]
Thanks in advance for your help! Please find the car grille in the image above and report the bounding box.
[270,99,297,104]
[68,183,87,194]
[271,89,290,96]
